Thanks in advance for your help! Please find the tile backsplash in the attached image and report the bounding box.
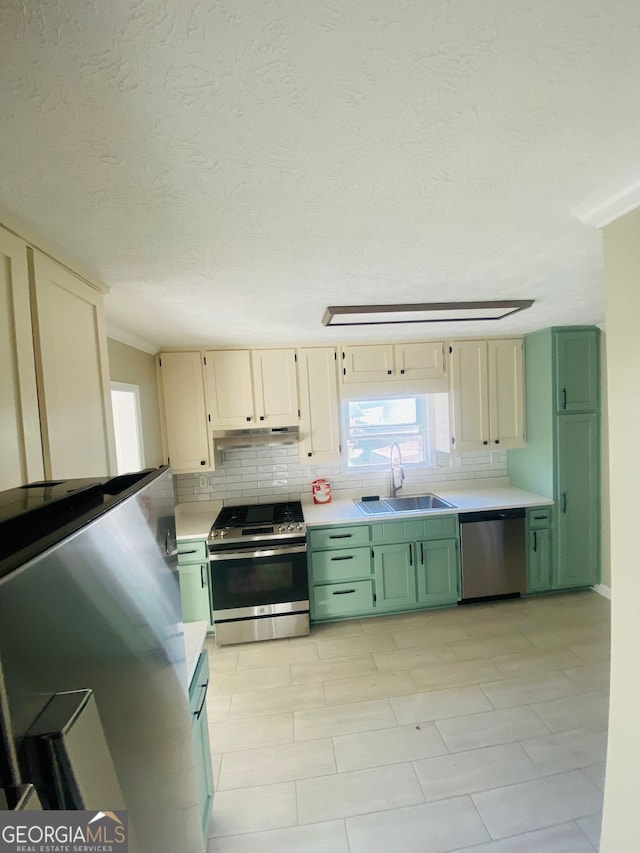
[175,446,508,505]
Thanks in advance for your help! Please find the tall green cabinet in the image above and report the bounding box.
[508,327,601,591]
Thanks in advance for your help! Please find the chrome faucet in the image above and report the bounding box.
[389,442,405,498]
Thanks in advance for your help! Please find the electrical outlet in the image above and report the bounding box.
[198,475,208,489]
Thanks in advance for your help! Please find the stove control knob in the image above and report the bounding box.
[279,525,286,532]
[219,529,226,538]
[288,524,294,531]
[297,523,304,531]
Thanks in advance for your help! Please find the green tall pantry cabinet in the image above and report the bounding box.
[508,327,601,591]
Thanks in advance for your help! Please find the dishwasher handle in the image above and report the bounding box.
[459,508,526,524]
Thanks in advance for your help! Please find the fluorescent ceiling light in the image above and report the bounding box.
[322,300,534,326]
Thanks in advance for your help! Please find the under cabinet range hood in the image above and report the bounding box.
[213,426,299,450]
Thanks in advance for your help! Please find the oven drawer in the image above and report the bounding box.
[312,580,374,620]
[309,525,370,550]
[311,547,372,584]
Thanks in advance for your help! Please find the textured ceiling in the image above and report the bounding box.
[2,0,640,348]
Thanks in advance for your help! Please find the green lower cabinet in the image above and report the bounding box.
[527,526,552,592]
[179,562,213,627]
[373,543,417,612]
[417,539,459,605]
[312,580,375,619]
[178,537,213,628]
[190,651,214,838]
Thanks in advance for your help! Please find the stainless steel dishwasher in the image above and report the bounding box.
[459,508,526,600]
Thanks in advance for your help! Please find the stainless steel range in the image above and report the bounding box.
[207,501,309,645]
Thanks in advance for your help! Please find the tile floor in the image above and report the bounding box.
[205,590,610,852]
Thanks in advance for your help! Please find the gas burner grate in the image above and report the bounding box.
[273,502,305,524]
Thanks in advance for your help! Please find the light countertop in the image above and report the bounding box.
[175,486,553,534]
[302,486,553,527]
[175,500,222,540]
[182,620,209,686]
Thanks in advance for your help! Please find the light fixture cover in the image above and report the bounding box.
[322,300,534,326]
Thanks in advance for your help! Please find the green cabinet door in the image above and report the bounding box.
[373,543,417,612]
[554,329,599,413]
[527,527,552,592]
[555,413,599,588]
[416,539,459,605]
[179,563,213,626]
[190,652,214,837]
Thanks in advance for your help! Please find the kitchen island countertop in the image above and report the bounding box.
[302,485,553,527]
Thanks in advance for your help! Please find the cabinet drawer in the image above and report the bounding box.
[372,515,458,544]
[527,507,552,528]
[309,525,370,550]
[189,651,210,712]
[178,539,208,564]
[311,547,372,583]
[312,580,374,620]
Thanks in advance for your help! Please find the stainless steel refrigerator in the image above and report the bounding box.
[0,466,205,853]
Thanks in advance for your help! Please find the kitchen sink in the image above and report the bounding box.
[384,495,455,511]
[354,494,455,515]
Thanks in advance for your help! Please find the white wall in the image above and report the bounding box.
[599,207,640,851]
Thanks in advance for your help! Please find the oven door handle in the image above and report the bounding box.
[209,544,307,561]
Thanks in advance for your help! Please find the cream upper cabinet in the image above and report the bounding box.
[448,340,490,452]
[0,230,43,489]
[204,350,254,428]
[297,347,341,464]
[30,250,115,479]
[448,338,525,452]
[395,342,446,380]
[157,351,213,472]
[341,345,394,382]
[251,349,299,427]
[342,342,445,383]
[487,338,525,449]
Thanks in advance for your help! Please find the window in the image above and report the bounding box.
[345,396,430,468]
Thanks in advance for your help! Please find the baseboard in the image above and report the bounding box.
[592,583,612,600]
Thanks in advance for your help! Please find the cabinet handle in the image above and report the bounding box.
[200,460,206,465]
[308,452,312,457]
[330,555,354,561]
[533,531,537,553]
[400,369,405,374]
[533,514,547,520]
[179,549,198,555]
[259,415,265,421]
[482,440,488,445]
[494,439,500,444]
[562,492,567,513]
[246,416,252,422]
[420,542,424,563]
[329,534,352,540]
[387,370,392,375]
[409,544,413,566]
[333,589,356,595]
[194,680,209,720]
[562,387,567,410]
